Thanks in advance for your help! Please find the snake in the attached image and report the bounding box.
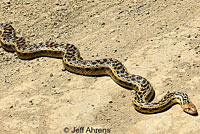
[0,23,198,115]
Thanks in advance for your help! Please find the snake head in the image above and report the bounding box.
[182,102,198,115]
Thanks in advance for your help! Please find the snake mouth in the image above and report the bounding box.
[183,109,198,116]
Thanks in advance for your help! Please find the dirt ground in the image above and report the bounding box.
[0,0,200,134]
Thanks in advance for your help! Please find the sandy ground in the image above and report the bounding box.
[0,0,200,134]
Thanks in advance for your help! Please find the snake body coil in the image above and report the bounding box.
[0,23,197,115]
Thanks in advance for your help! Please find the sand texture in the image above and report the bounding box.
[0,0,200,134]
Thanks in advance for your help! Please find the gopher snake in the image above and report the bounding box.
[0,23,197,115]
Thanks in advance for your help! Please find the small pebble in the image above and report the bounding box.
[101,22,105,26]
[121,94,126,98]
[62,68,66,71]
[29,100,33,105]
[50,73,54,77]
[113,50,117,53]
[124,57,128,61]
[5,79,9,83]
[187,34,191,38]
[54,35,60,38]
[124,22,128,25]
[145,11,150,14]
[179,69,185,73]
[116,40,120,43]
[52,85,56,88]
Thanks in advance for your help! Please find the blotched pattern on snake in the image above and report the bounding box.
[0,23,197,115]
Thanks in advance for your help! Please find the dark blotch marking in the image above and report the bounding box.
[49,42,55,46]
[125,73,129,76]
[45,41,50,46]
[68,45,74,49]
[53,51,59,54]
[120,70,125,73]
[100,67,105,70]
[115,62,121,66]
[121,74,125,77]
[131,77,136,81]
[39,42,43,46]
[136,76,142,80]
[75,66,80,70]
[140,87,146,91]
[57,51,62,55]
[117,66,122,70]
[103,59,107,62]
[48,50,52,54]
[118,79,123,83]
[73,61,78,64]
[85,68,90,71]
[151,107,160,111]
[64,63,69,67]
[141,79,146,84]
[141,83,147,88]
[128,83,132,86]
[23,53,27,56]
[146,81,149,85]
[137,80,141,84]
[67,55,72,58]
[109,58,113,61]
[82,61,87,65]
[100,61,105,64]
[137,92,142,95]
[107,62,111,65]
[42,50,47,53]
[92,62,97,65]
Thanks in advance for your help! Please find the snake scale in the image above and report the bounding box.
[0,23,197,115]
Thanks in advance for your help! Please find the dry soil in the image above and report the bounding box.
[0,0,200,134]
